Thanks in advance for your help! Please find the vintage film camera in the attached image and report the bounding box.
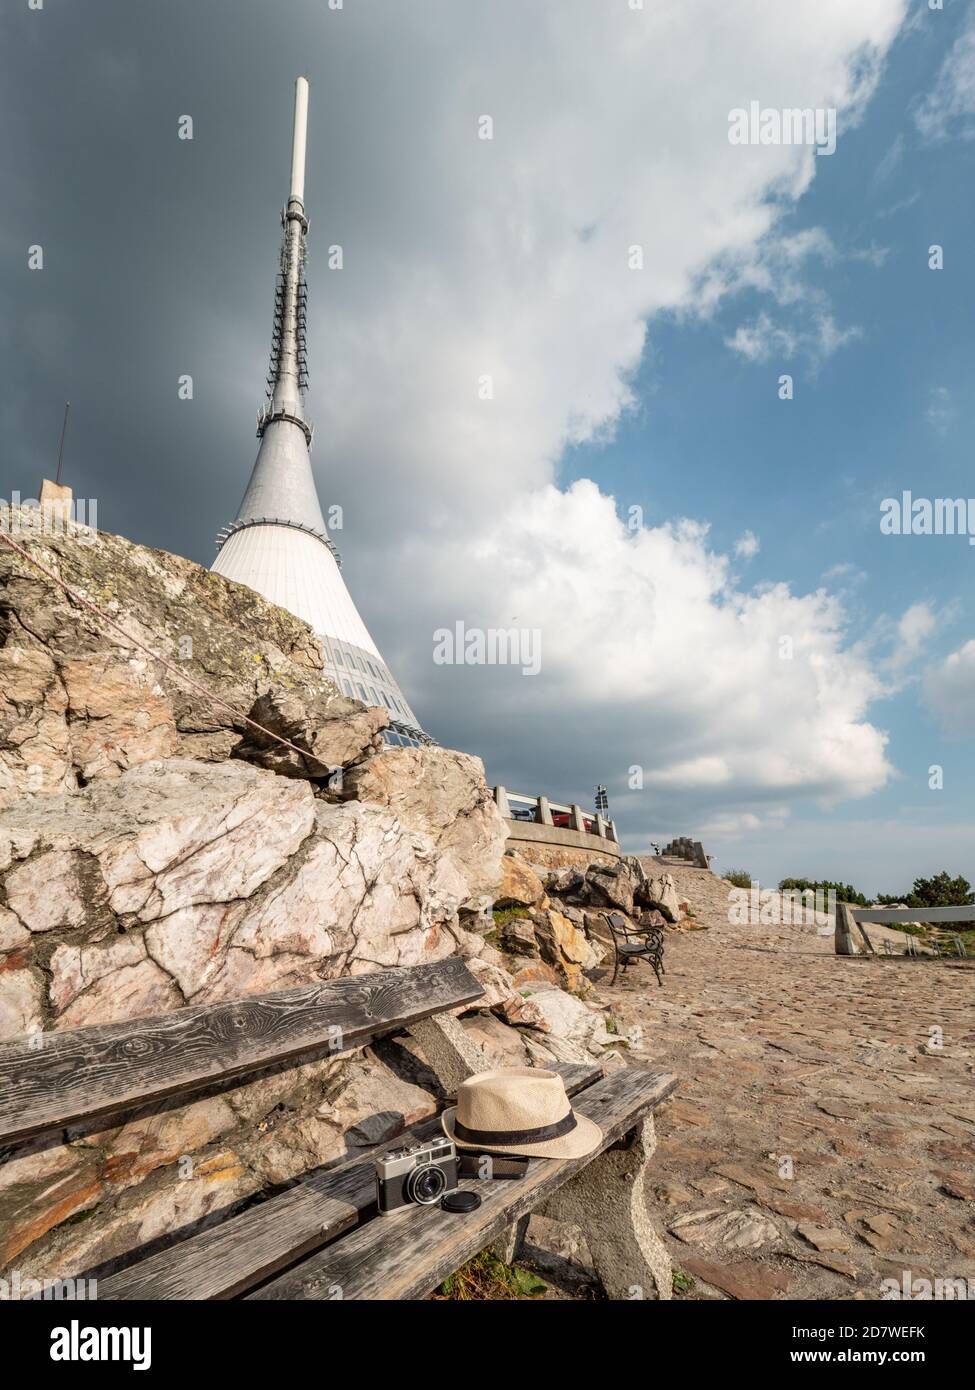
[375,1135,459,1213]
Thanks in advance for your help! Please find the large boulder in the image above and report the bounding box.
[0,754,481,1279]
[0,506,571,1282]
[0,758,477,1033]
[340,746,506,906]
[586,862,638,915]
[641,873,681,924]
[495,854,545,908]
[235,687,387,780]
[532,907,603,991]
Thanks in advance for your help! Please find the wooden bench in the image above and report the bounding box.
[0,958,677,1301]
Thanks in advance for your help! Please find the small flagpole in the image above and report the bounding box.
[55,401,70,485]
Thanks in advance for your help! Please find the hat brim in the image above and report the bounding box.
[441,1106,603,1161]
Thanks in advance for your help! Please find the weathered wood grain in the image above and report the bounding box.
[0,958,483,1147]
[98,1061,603,1301]
[247,1067,678,1302]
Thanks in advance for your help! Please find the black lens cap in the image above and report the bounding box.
[442,1190,481,1213]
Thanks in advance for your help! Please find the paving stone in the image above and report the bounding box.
[796,1223,854,1253]
[713,1163,792,1195]
[653,1180,696,1206]
[680,1257,792,1301]
[691,1177,730,1197]
[759,1196,831,1224]
[788,1252,860,1280]
[669,1206,780,1251]
[936,1172,975,1202]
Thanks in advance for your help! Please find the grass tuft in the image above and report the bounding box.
[437,1248,548,1300]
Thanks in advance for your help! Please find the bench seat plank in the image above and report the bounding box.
[0,958,482,1147]
[248,1067,677,1302]
[98,1061,604,1301]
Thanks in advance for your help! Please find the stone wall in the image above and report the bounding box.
[508,842,622,872]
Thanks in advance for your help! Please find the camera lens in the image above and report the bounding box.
[406,1163,447,1205]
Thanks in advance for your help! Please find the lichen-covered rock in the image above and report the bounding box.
[236,687,387,780]
[586,862,638,915]
[0,648,74,797]
[542,856,682,927]
[0,505,381,800]
[498,913,539,957]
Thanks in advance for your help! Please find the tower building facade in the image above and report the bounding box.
[212,78,430,747]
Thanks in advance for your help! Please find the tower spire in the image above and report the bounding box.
[266,76,310,422]
[212,78,430,747]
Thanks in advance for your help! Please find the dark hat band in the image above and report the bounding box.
[453,1109,577,1147]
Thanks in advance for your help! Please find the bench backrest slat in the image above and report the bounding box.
[0,957,482,1147]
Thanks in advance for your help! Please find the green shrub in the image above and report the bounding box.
[779,878,869,907]
[905,871,973,909]
[723,868,753,889]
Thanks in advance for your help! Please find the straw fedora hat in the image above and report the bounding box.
[441,1068,602,1160]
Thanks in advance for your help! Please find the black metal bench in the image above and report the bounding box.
[605,910,665,987]
[0,958,677,1301]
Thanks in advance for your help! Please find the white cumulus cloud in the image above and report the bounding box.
[924,639,975,735]
[915,9,975,141]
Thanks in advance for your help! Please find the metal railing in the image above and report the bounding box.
[835,902,975,958]
[492,786,618,844]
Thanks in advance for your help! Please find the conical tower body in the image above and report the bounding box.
[212,78,429,746]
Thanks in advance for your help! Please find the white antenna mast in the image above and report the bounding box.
[290,76,309,204]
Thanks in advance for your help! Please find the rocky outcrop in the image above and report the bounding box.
[546,857,683,926]
[0,505,383,802]
[533,908,604,991]
[643,873,681,924]
[0,510,514,1281]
